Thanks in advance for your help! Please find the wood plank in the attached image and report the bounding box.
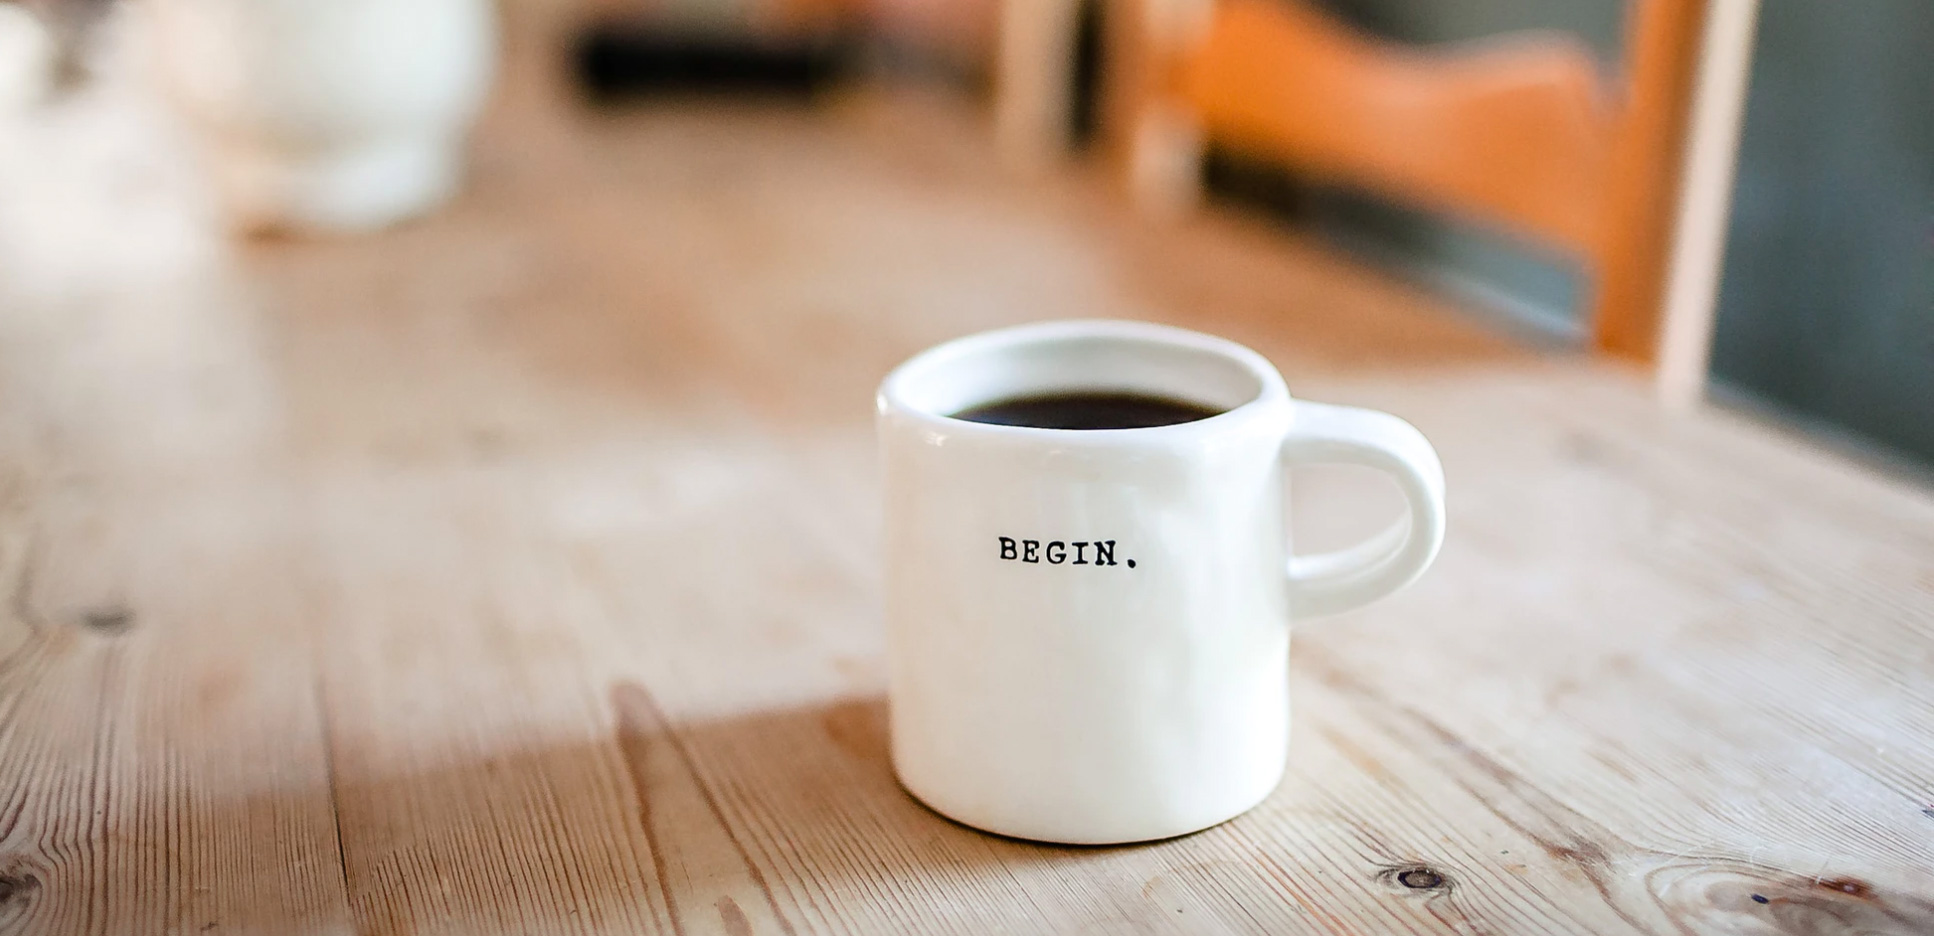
[0,47,354,931]
[0,488,353,936]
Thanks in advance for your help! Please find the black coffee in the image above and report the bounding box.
[952,391,1225,430]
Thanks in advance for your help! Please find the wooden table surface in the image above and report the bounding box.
[2,10,1932,935]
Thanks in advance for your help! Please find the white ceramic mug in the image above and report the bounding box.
[877,320,1445,844]
[147,0,496,233]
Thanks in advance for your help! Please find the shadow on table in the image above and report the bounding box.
[298,685,1196,936]
[313,680,1934,936]
[18,676,1921,936]
[603,681,1165,891]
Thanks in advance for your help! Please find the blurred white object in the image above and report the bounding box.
[147,0,496,233]
[0,3,56,109]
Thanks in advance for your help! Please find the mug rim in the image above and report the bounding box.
[877,319,1291,442]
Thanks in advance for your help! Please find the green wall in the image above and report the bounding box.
[1707,0,1934,469]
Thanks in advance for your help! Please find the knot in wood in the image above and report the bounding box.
[0,873,41,905]
[1392,865,1447,890]
[82,605,133,634]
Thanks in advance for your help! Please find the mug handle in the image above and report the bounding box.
[1281,401,1446,619]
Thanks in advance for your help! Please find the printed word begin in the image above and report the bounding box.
[997,538,1135,568]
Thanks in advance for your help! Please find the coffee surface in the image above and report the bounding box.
[952,390,1225,430]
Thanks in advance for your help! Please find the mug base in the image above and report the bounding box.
[894,768,1276,846]
[210,134,464,235]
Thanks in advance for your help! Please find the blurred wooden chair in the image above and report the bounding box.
[1107,0,1707,362]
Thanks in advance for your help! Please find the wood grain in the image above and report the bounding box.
[0,3,1930,934]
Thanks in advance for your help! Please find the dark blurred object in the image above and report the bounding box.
[1064,0,1103,149]
[1709,0,1934,473]
[17,0,113,88]
[1201,146,1310,221]
[574,21,859,101]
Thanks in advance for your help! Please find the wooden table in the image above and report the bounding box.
[2,11,1931,935]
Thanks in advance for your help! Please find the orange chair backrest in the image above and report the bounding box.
[1159,0,1705,360]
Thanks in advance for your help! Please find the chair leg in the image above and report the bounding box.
[1128,101,1203,215]
[994,0,1081,172]
[1106,0,1214,213]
